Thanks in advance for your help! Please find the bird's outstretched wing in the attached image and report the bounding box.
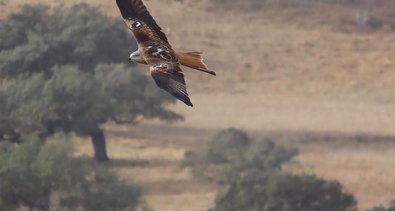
[150,64,193,107]
[116,0,169,44]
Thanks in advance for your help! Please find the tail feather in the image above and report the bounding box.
[176,52,216,76]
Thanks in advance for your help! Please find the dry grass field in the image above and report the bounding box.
[2,0,395,210]
[71,123,395,211]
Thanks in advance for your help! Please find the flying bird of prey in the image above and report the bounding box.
[115,0,216,107]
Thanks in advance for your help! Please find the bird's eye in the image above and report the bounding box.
[131,20,142,29]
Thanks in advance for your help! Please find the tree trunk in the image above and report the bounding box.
[90,129,109,162]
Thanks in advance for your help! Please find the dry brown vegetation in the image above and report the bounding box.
[2,0,395,210]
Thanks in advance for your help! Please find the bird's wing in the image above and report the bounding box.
[116,0,169,44]
[150,64,193,107]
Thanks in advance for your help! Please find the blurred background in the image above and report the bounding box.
[0,0,394,210]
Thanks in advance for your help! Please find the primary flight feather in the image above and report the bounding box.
[115,0,216,107]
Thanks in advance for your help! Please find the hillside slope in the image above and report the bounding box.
[2,1,395,210]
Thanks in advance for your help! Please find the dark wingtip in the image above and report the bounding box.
[185,100,194,107]
[174,93,193,107]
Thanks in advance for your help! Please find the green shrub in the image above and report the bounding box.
[210,172,357,211]
[367,207,392,211]
[0,135,141,211]
[60,169,141,211]
[183,128,297,183]
[366,203,395,211]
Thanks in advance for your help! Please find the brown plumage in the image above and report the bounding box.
[116,0,216,107]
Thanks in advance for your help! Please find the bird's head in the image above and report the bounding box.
[129,51,142,63]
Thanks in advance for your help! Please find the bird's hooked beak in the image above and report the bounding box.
[129,51,139,62]
[128,54,135,62]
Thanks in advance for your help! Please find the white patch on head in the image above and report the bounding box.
[129,50,141,61]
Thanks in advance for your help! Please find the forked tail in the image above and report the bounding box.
[176,52,216,76]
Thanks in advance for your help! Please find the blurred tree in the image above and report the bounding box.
[60,169,141,211]
[367,203,395,211]
[0,4,129,77]
[210,172,357,211]
[0,135,141,211]
[367,207,395,211]
[183,128,297,183]
[0,4,182,161]
[183,128,356,211]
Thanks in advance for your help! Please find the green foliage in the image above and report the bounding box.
[0,135,141,211]
[0,135,85,210]
[183,128,297,183]
[185,128,356,211]
[0,91,17,139]
[60,169,141,211]
[211,172,357,211]
[366,203,395,211]
[206,128,252,164]
[2,64,181,136]
[0,4,131,77]
[367,207,395,211]
[94,63,183,122]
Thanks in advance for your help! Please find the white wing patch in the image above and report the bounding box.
[152,48,164,56]
[134,21,142,27]
[148,45,172,60]
[130,20,142,29]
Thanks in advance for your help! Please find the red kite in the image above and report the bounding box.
[116,0,216,107]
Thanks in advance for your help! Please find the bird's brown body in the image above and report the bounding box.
[129,18,178,66]
[116,0,216,107]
